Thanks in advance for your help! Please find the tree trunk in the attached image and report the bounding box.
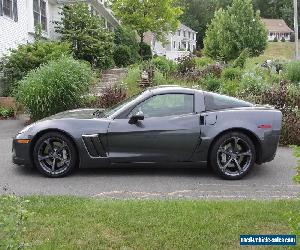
[139,32,144,58]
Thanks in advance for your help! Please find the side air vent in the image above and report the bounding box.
[82,134,107,157]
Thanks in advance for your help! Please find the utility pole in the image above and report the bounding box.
[294,0,299,60]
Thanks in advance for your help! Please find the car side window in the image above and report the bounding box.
[129,94,194,118]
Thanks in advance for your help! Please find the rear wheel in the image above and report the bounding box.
[209,132,256,180]
[33,132,77,177]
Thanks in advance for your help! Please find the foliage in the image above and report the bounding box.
[123,66,142,96]
[0,195,32,249]
[0,106,15,118]
[292,145,300,183]
[55,3,114,69]
[114,26,141,64]
[221,67,242,81]
[111,0,182,43]
[232,49,249,68]
[195,57,214,69]
[273,37,278,42]
[113,45,131,67]
[16,57,92,121]
[177,55,196,74]
[280,37,286,42]
[201,77,222,92]
[139,42,152,61]
[219,80,240,96]
[203,0,267,62]
[290,33,295,43]
[153,71,167,86]
[0,41,71,96]
[285,61,300,84]
[178,0,233,48]
[240,71,267,96]
[90,84,127,108]
[151,56,177,75]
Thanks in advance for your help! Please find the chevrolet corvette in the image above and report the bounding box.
[12,86,282,179]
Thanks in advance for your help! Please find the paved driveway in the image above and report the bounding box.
[0,120,299,199]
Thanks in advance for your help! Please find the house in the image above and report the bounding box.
[0,0,119,57]
[145,23,197,61]
[262,18,294,41]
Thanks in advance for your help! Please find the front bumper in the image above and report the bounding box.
[12,138,32,166]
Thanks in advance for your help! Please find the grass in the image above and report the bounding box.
[1,196,299,249]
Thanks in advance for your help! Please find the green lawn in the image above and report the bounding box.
[1,196,299,249]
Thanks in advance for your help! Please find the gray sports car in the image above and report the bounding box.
[12,86,282,180]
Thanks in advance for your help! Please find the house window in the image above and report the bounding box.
[1,0,18,21]
[183,31,186,37]
[188,31,191,38]
[33,0,47,31]
[173,41,176,49]
[178,30,181,36]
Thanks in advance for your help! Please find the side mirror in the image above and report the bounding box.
[129,111,144,124]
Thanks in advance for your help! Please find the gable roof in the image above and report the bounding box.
[262,18,293,33]
[179,23,197,33]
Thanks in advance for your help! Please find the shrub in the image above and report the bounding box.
[195,57,214,69]
[16,57,92,121]
[240,71,267,95]
[221,67,243,81]
[123,66,141,96]
[0,106,14,119]
[55,3,114,69]
[153,71,167,85]
[219,80,240,96]
[90,84,127,108]
[151,56,177,75]
[232,49,249,68]
[177,55,196,74]
[290,33,295,42]
[273,37,278,42]
[139,42,152,61]
[113,45,131,67]
[114,26,141,64]
[0,41,71,96]
[201,77,222,92]
[280,37,286,42]
[285,61,300,84]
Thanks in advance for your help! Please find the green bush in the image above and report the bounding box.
[139,42,152,61]
[151,56,177,75]
[177,55,196,74]
[285,61,300,84]
[219,80,240,96]
[273,37,278,42]
[0,41,71,96]
[201,77,222,92]
[123,66,141,96]
[281,37,286,42]
[113,45,131,67]
[16,57,92,121]
[232,49,249,68]
[240,71,267,95]
[153,71,167,85]
[195,57,214,69]
[221,67,243,81]
[114,26,141,64]
[0,106,14,118]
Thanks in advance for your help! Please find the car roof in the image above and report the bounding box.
[147,85,203,95]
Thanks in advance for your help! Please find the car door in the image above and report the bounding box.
[106,93,202,163]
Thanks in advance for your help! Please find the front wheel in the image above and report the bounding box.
[209,132,256,180]
[33,132,77,177]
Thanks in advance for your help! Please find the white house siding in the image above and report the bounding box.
[0,0,34,57]
[0,0,118,57]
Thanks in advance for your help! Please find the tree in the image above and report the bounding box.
[55,3,114,69]
[178,0,233,48]
[111,0,182,43]
[203,0,267,62]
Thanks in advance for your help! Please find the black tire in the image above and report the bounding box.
[33,132,77,177]
[209,131,256,180]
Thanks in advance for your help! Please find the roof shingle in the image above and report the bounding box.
[262,18,293,33]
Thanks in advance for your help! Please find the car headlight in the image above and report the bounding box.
[18,123,35,134]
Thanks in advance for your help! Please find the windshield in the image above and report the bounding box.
[99,93,141,118]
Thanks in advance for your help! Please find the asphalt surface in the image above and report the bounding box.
[0,120,299,199]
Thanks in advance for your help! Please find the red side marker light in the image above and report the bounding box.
[258,124,272,129]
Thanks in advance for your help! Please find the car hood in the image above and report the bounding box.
[45,108,104,120]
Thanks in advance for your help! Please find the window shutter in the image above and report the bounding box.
[0,0,3,16]
[13,0,18,22]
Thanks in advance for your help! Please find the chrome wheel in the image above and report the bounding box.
[216,136,252,177]
[37,137,71,175]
